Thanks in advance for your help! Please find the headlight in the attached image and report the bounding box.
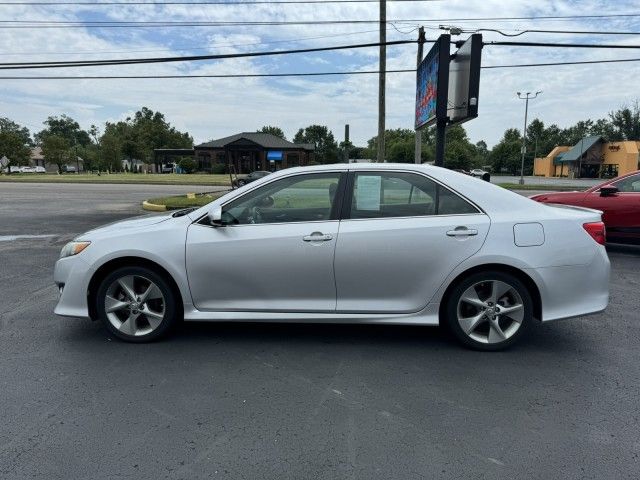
[60,241,91,259]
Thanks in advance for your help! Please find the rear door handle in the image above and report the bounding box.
[446,227,478,237]
[303,232,333,242]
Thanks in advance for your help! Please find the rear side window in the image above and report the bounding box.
[348,172,479,219]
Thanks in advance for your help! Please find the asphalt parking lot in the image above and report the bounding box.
[1,183,639,479]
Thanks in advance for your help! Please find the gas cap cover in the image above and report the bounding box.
[513,222,545,247]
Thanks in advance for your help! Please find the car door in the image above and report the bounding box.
[186,171,346,312]
[334,170,490,313]
[582,173,640,241]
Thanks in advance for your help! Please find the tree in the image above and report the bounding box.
[0,131,31,173]
[442,125,476,170]
[607,101,640,141]
[0,118,32,146]
[489,128,523,174]
[41,135,71,173]
[0,118,31,173]
[474,140,489,167]
[35,114,91,147]
[294,125,339,164]
[364,128,420,162]
[99,107,193,171]
[258,125,286,140]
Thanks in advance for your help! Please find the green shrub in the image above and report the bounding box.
[211,163,227,174]
[178,157,197,174]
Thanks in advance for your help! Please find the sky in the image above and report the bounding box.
[1,0,640,149]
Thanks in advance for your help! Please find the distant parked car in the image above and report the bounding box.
[34,166,46,173]
[64,165,77,173]
[20,166,37,173]
[161,163,175,174]
[232,170,271,188]
[470,169,488,177]
[530,170,640,245]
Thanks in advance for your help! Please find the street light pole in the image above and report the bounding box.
[517,91,542,185]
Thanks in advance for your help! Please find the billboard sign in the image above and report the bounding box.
[447,34,483,126]
[415,34,451,129]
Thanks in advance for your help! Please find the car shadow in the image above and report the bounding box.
[60,314,597,356]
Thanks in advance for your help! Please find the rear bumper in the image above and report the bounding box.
[527,246,610,322]
[53,256,91,319]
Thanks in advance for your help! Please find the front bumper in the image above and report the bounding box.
[53,255,92,319]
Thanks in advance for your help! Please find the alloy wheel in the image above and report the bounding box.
[104,274,166,337]
[456,280,525,344]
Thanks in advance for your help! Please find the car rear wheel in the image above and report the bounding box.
[445,271,533,351]
[237,179,246,186]
[96,266,178,342]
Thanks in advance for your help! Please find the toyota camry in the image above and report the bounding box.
[54,164,610,350]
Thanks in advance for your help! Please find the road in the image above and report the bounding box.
[490,175,601,188]
[1,183,639,479]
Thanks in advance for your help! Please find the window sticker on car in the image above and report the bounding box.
[356,175,382,211]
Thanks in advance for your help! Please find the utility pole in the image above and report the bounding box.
[377,0,386,163]
[577,135,585,179]
[414,26,426,164]
[517,91,542,185]
[344,124,350,163]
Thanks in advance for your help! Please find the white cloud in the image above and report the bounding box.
[0,0,639,148]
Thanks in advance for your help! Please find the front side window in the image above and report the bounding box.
[349,172,478,219]
[222,173,342,225]
[613,173,640,192]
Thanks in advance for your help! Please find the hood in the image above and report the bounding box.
[81,213,174,238]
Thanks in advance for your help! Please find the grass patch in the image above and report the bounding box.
[498,183,585,192]
[147,192,227,209]
[0,172,231,186]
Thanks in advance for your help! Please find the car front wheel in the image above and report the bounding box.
[96,266,178,342]
[445,271,533,351]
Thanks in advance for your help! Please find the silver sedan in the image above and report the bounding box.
[54,163,610,350]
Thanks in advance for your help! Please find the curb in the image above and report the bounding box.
[142,200,167,212]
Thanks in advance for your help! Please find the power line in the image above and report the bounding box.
[3,56,640,79]
[487,40,640,49]
[471,28,640,37]
[3,14,640,28]
[0,39,415,69]
[5,38,640,71]
[483,57,640,68]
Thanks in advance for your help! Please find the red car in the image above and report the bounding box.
[530,170,640,245]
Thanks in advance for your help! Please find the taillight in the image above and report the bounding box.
[583,222,606,245]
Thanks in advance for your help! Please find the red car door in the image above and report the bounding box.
[582,173,640,242]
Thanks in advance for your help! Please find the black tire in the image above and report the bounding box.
[96,266,179,343]
[237,179,246,186]
[444,270,533,351]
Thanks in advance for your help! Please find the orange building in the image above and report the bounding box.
[534,136,640,179]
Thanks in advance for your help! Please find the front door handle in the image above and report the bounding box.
[303,232,333,242]
[446,227,478,237]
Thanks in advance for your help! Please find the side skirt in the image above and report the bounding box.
[183,303,440,326]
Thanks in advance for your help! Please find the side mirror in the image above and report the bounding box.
[600,186,619,197]
[207,206,223,225]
